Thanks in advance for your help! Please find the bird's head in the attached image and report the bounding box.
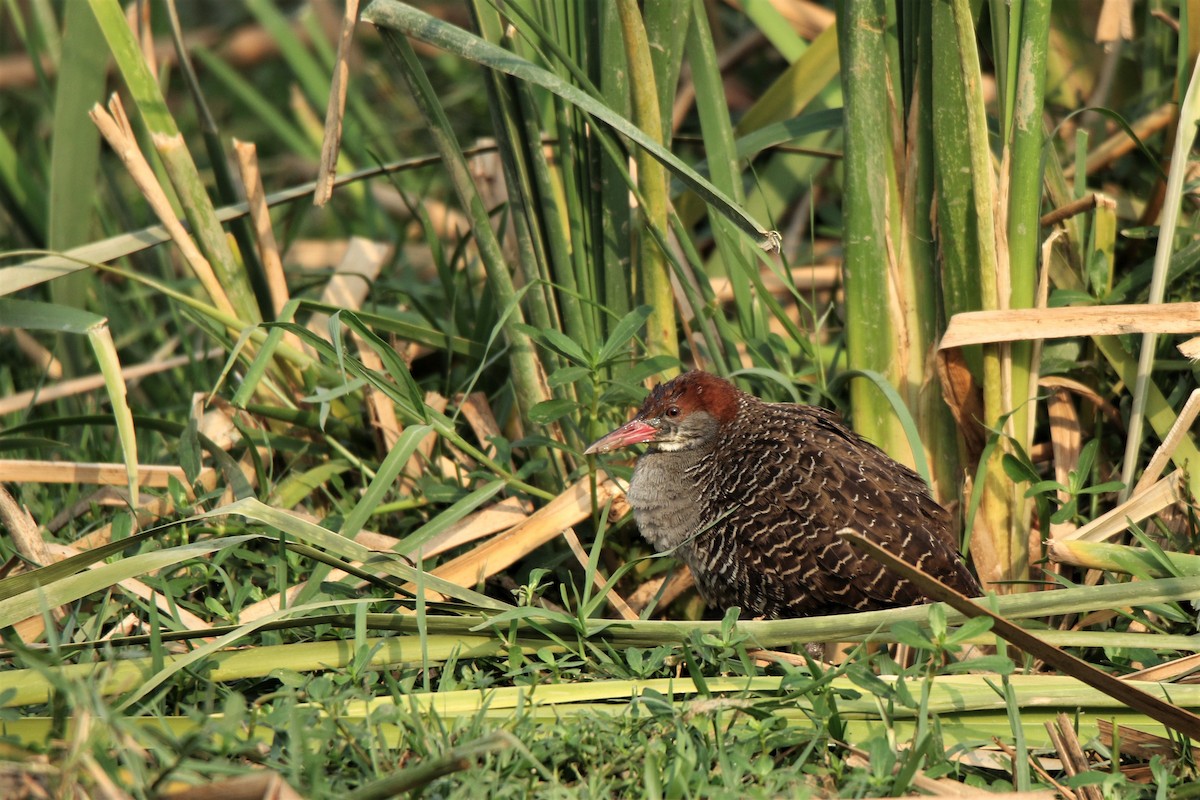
[584,371,742,455]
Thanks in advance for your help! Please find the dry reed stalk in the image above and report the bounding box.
[240,584,308,623]
[0,349,224,416]
[455,392,503,460]
[1025,230,1066,450]
[231,141,291,319]
[745,649,809,668]
[408,477,623,597]
[409,392,448,480]
[420,496,529,558]
[82,751,132,800]
[0,484,54,569]
[1050,471,1181,546]
[304,237,390,341]
[312,0,360,206]
[0,485,60,640]
[0,460,212,492]
[1045,384,1200,560]
[626,567,696,615]
[1037,375,1123,427]
[362,192,470,245]
[1039,192,1115,228]
[2,328,63,378]
[708,265,841,304]
[157,770,303,800]
[753,0,835,39]
[1095,0,1135,42]
[129,0,155,76]
[1046,713,1100,800]
[987,739,1072,799]
[1046,387,1082,544]
[1123,651,1200,683]
[1096,718,1200,762]
[940,302,1200,349]
[303,237,394,445]
[88,95,236,317]
[1133,388,1200,493]
[841,746,1021,798]
[285,238,356,269]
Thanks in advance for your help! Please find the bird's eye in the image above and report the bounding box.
[665,405,681,418]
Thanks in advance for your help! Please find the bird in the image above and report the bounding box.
[584,371,981,618]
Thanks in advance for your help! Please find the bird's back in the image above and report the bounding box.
[680,398,980,617]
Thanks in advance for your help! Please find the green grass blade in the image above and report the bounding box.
[0,536,259,628]
[372,23,553,442]
[360,0,778,250]
[46,0,106,364]
[338,424,431,539]
[0,298,138,501]
[203,497,514,611]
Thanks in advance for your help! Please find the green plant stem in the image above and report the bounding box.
[836,0,904,455]
[950,0,1024,587]
[1121,53,1200,498]
[616,0,677,372]
[1005,0,1050,426]
[88,321,138,508]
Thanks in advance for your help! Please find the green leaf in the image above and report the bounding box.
[537,326,590,366]
[528,398,579,425]
[832,369,933,488]
[1049,501,1078,525]
[338,312,429,422]
[1075,438,1100,481]
[548,366,592,388]
[940,654,1014,674]
[1026,479,1065,495]
[47,0,106,321]
[597,305,652,366]
[0,297,104,333]
[1002,453,1039,485]
[732,108,843,161]
[889,621,935,651]
[945,616,994,645]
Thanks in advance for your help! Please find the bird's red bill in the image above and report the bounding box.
[583,419,658,455]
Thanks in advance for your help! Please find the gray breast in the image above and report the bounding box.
[626,450,707,554]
